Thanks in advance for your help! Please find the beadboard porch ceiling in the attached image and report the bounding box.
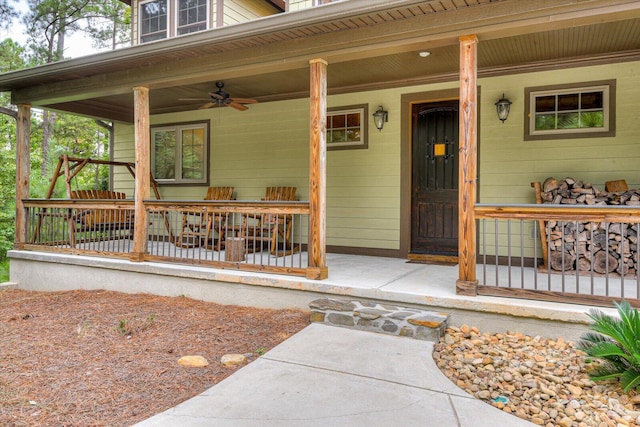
[1,0,640,122]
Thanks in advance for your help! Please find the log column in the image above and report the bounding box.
[308,58,328,280]
[15,103,31,249]
[457,35,479,295]
[131,86,150,261]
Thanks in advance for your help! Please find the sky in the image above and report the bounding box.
[1,0,106,59]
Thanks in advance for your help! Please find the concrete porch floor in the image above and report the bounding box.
[8,250,610,341]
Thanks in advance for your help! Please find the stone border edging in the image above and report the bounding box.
[309,298,449,342]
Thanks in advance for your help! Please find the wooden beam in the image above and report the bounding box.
[308,58,328,280]
[457,35,478,289]
[132,86,150,261]
[14,104,30,249]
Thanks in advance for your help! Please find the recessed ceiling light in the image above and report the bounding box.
[418,51,431,58]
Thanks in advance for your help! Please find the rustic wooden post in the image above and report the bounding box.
[132,86,150,261]
[15,103,31,249]
[457,35,479,295]
[308,58,328,280]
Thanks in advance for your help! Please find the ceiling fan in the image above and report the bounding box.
[180,81,258,111]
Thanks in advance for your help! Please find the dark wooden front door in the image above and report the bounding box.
[411,100,459,255]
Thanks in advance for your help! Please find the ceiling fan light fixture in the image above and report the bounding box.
[180,81,258,111]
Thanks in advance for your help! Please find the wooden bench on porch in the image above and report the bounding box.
[70,190,134,239]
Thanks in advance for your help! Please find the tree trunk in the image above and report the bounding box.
[96,120,114,189]
[41,111,56,177]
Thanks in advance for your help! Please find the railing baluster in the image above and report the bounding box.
[637,223,640,299]
[605,222,610,296]
[546,220,552,291]
[482,219,487,286]
[621,221,625,299]
[574,221,579,293]
[494,219,499,286]
[533,220,538,290]
[520,219,525,289]
[590,224,595,295]
[507,219,512,288]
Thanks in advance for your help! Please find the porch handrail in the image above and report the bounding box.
[23,198,135,209]
[23,198,310,211]
[143,199,310,215]
[475,203,640,222]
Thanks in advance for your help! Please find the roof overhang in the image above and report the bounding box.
[1,0,640,122]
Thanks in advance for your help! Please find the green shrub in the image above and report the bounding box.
[577,300,640,391]
[0,258,8,282]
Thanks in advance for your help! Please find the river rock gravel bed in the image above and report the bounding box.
[433,325,640,427]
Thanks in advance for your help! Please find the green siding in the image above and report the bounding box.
[113,60,640,252]
[478,62,640,205]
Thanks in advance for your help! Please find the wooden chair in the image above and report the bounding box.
[178,186,234,250]
[242,186,299,256]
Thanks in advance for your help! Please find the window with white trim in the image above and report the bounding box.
[140,0,168,43]
[525,80,615,140]
[151,121,210,185]
[327,104,368,150]
[139,0,209,43]
[177,0,208,35]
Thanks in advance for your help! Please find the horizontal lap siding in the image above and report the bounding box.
[210,101,309,201]
[478,61,640,258]
[113,125,135,196]
[326,90,400,250]
[479,61,640,205]
[224,0,278,25]
[113,92,401,251]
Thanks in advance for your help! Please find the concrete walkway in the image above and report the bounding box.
[134,323,534,427]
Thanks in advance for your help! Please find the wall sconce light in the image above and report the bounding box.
[372,105,388,131]
[495,94,512,123]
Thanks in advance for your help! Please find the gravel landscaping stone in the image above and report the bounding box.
[434,325,640,427]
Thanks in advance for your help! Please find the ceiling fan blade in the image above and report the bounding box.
[209,92,225,100]
[230,97,258,104]
[229,102,249,111]
[198,102,216,110]
[179,98,212,101]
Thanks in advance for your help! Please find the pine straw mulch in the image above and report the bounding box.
[0,288,310,427]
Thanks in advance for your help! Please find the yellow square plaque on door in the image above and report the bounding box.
[434,143,446,157]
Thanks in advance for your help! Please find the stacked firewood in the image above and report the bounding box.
[540,177,640,206]
[539,177,639,276]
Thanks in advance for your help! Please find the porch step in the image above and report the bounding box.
[309,298,449,342]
